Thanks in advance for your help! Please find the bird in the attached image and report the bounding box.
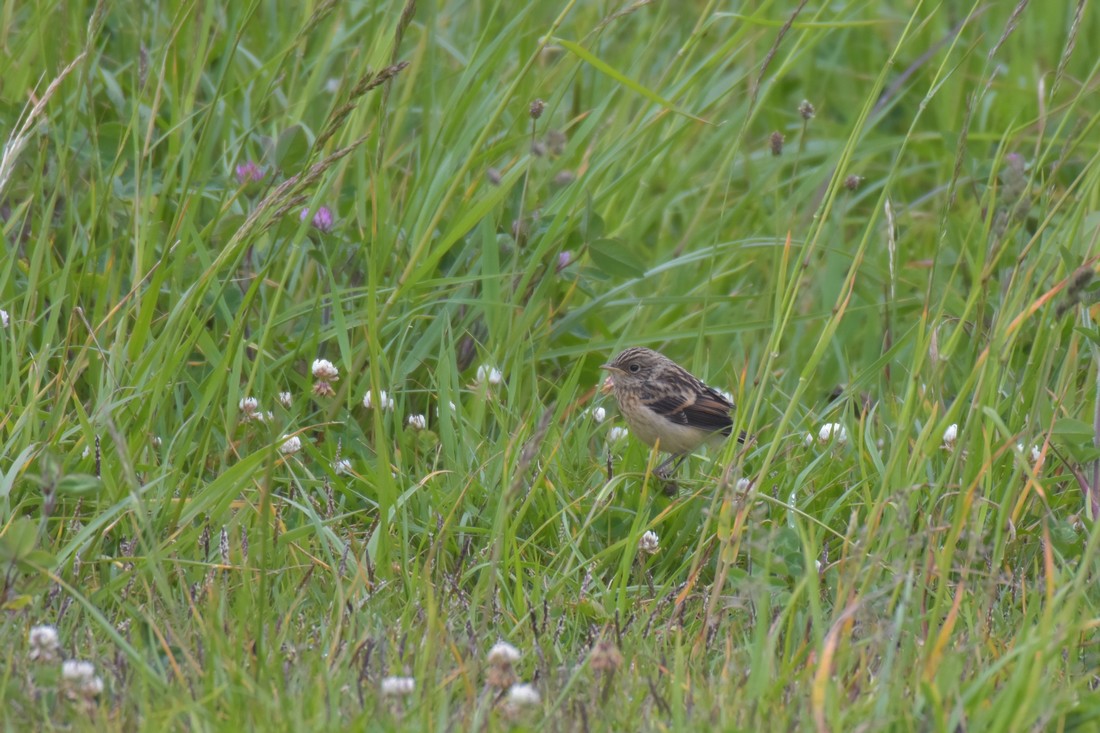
[600,346,743,481]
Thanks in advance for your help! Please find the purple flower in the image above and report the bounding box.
[556,250,573,272]
[300,206,334,233]
[235,161,265,185]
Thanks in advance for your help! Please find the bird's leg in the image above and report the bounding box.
[655,454,687,480]
[655,455,686,497]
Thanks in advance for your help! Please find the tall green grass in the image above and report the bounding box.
[2,0,1099,729]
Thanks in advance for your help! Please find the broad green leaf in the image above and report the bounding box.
[588,237,645,278]
[1052,418,1095,443]
[274,124,310,172]
[56,473,104,495]
[0,517,38,562]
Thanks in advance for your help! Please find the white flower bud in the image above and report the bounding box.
[817,423,847,445]
[380,676,415,696]
[638,530,659,554]
[477,365,503,385]
[607,426,629,443]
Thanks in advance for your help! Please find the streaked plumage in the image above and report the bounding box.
[600,347,741,478]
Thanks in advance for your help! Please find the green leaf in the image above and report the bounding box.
[56,473,104,495]
[554,37,710,124]
[212,213,247,246]
[1073,326,1100,348]
[274,124,310,172]
[1049,521,1084,557]
[0,517,38,563]
[0,444,37,499]
[1052,418,1095,444]
[573,596,609,620]
[1059,245,1078,270]
[588,238,645,278]
[1,594,36,611]
[24,549,56,569]
[1081,212,1100,238]
[580,205,605,242]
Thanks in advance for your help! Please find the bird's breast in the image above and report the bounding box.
[617,398,713,455]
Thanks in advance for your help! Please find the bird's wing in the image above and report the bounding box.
[646,387,734,434]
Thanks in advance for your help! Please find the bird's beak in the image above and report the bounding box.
[599,363,621,373]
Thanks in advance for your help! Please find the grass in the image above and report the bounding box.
[2,0,1100,729]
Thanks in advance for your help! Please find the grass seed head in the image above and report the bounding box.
[770,131,784,155]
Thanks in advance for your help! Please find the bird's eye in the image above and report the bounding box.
[629,363,641,373]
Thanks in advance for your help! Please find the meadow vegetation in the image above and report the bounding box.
[1,0,1099,730]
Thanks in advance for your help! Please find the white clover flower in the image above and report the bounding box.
[507,683,541,706]
[380,676,416,696]
[278,391,293,408]
[62,659,96,683]
[407,414,427,430]
[607,426,629,443]
[0,309,8,328]
[333,458,352,475]
[638,530,659,555]
[477,365,503,385]
[942,423,958,448]
[804,432,815,447]
[83,675,104,696]
[311,359,339,381]
[28,624,60,662]
[487,641,521,665]
[61,658,103,699]
[817,423,847,445]
[279,436,302,454]
[363,389,394,411]
[1030,445,1041,463]
[735,477,754,493]
[239,396,260,415]
[589,406,607,423]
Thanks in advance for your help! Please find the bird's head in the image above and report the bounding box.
[600,347,671,388]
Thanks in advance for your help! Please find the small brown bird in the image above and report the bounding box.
[600,347,742,479]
